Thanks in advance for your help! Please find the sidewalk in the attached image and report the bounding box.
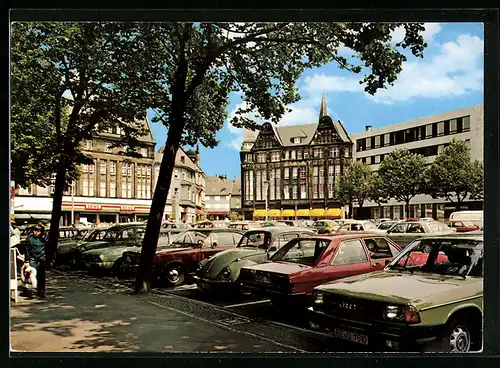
[9,270,292,353]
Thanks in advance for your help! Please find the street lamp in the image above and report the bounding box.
[264,180,270,221]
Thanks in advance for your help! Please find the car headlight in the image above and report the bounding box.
[313,290,324,304]
[221,267,231,278]
[384,305,421,324]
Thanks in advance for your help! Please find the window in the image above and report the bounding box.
[284,151,289,160]
[271,152,280,162]
[100,161,106,174]
[344,148,349,158]
[146,184,151,199]
[89,179,94,196]
[332,239,368,265]
[293,137,302,144]
[110,161,116,175]
[141,148,148,157]
[105,143,112,153]
[292,185,298,199]
[110,182,116,197]
[365,138,372,150]
[292,167,298,179]
[127,164,132,177]
[437,121,445,136]
[319,167,324,184]
[425,124,433,138]
[206,196,211,201]
[89,163,94,173]
[82,178,89,196]
[283,185,290,199]
[137,182,142,199]
[215,195,220,201]
[122,163,127,176]
[116,126,122,135]
[450,119,458,134]
[364,238,398,259]
[284,167,290,179]
[374,155,381,164]
[330,147,339,157]
[297,150,303,160]
[100,181,106,197]
[335,165,341,176]
[127,182,132,198]
[384,133,390,146]
[86,140,92,150]
[291,150,296,160]
[388,223,407,234]
[407,223,425,233]
[121,181,127,197]
[374,135,381,148]
[313,148,323,158]
[83,164,89,173]
[463,116,471,131]
[180,156,185,164]
[300,185,307,199]
[300,166,306,179]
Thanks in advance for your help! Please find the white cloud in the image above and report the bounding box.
[391,22,441,45]
[303,74,363,94]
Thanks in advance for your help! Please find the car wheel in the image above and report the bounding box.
[163,263,186,287]
[112,258,123,277]
[442,319,476,352]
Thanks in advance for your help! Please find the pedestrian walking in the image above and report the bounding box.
[24,223,46,298]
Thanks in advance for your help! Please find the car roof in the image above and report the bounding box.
[244,226,313,235]
[108,224,146,230]
[316,231,388,240]
[417,232,483,240]
[187,228,245,234]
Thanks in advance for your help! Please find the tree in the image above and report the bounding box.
[377,149,427,219]
[132,22,428,293]
[11,22,156,264]
[426,139,484,210]
[367,172,390,217]
[335,161,372,219]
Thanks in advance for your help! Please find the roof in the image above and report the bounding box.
[206,176,240,196]
[156,146,201,172]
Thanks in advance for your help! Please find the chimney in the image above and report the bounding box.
[365,125,372,132]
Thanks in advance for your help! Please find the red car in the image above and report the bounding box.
[445,220,480,232]
[120,228,244,287]
[239,233,402,307]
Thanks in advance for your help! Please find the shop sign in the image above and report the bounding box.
[121,205,135,212]
[85,204,102,210]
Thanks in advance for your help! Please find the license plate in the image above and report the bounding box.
[334,328,369,345]
[255,275,271,284]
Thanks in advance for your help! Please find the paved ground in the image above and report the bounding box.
[9,271,298,353]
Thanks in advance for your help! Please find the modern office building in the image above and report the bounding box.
[240,95,353,220]
[350,104,484,220]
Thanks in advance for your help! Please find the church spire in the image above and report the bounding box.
[319,92,328,119]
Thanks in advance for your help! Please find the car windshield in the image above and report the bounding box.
[428,222,453,233]
[386,238,483,278]
[270,238,330,266]
[363,222,377,230]
[74,229,88,240]
[237,232,271,249]
[172,231,207,246]
[313,221,325,227]
[378,222,396,230]
[103,229,121,241]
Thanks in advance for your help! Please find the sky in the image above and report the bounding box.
[148,22,484,180]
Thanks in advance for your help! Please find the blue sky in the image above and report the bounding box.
[148,22,483,180]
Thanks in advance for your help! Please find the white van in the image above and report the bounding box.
[449,210,483,228]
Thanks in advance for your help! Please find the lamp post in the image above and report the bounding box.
[71,181,75,225]
[264,180,270,221]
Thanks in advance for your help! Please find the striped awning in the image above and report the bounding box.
[268,209,281,217]
[311,208,326,217]
[281,209,296,217]
[326,208,343,217]
[296,209,310,217]
[253,210,267,217]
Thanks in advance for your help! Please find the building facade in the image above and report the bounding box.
[204,175,241,220]
[240,96,353,220]
[349,104,484,220]
[154,146,206,224]
[14,117,207,225]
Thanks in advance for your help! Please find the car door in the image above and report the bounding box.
[362,237,400,271]
[386,223,408,247]
[327,239,373,280]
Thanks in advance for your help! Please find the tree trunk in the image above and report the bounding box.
[349,203,353,219]
[358,201,364,220]
[47,163,67,266]
[134,118,184,294]
[405,200,410,219]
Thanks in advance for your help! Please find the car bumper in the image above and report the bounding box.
[241,282,308,304]
[307,307,443,351]
[193,276,235,292]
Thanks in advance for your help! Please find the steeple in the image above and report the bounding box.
[319,92,328,119]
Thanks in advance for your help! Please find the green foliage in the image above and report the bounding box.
[336,162,372,208]
[426,139,484,207]
[367,172,389,206]
[377,149,427,207]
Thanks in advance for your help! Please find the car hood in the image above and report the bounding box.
[316,270,483,309]
[84,245,141,259]
[242,261,311,275]
[201,247,267,279]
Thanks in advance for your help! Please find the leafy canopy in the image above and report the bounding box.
[367,171,389,206]
[377,148,427,205]
[336,161,372,207]
[426,139,484,205]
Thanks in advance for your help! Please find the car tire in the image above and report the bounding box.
[112,258,123,277]
[440,318,479,352]
[163,263,186,287]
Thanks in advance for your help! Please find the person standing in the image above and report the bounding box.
[25,223,46,298]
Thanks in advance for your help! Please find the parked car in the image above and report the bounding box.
[376,220,402,234]
[445,220,480,233]
[56,227,100,265]
[239,233,402,307]
[68,224,146,268]
[335,220,380,233]
[260,221,290,227]
[385,220,453,248]
[162,222,192,231]
[121,228,244,286]
[449,210,483,228]
[313,220,340,234]
[195,220,228,228]
[308,233,483,352]
[194,227,314,294]
[228,221,262,231]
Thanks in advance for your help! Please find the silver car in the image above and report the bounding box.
[385,220,453,248]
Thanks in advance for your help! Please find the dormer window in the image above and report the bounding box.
[290,137,302,144]
[181,156,185,164]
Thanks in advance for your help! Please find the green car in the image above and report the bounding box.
[81,227,146,273]
[308,233,483,352]
[194,227,314,294]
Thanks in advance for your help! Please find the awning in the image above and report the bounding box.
[253,210,266,217]
[310,209,326,217]
[326,208,343,217]
[281,209,296,217]
[268,209,281,217]
[296,209,310,217]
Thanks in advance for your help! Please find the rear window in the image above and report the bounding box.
[428,222,452,233]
